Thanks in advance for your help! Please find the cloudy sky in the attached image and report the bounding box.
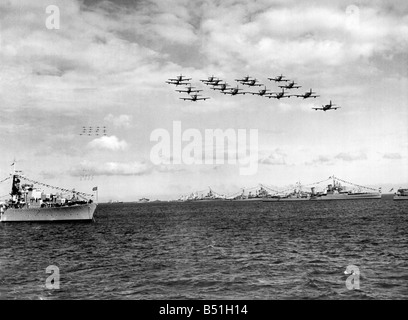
[0,0,407,201]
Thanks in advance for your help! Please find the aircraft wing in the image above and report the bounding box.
[332,107,340,110]
[183,89,202,93]
[270,79,289,82]
[312,107,324,110]
[179,98,192,101]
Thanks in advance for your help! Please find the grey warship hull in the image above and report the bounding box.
[1,203,97,222]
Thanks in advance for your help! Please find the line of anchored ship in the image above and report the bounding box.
[176,176,408,202]
[1,173,407,223]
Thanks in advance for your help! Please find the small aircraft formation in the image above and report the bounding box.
[80,126,107,136]
[293,88,319,99]
[175,85,202,94]
[167,75,210,102]
[222,85,247,96]
[250,86,272,96]
[312,100,340,111]
[278,81,301,89]
[166,73,339,110]
[166,74,191,86]
[265,89,292,100]
[268,74,289,82]
[180,94,210,101]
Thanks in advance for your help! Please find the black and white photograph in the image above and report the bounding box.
[0,0,407,306]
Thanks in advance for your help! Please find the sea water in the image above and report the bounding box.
[1,198,407,300]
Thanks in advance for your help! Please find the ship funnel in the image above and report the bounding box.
[311,187,316,195]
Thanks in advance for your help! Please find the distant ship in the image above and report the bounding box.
[263,176,381,201]
[178,188,226,202]
[394,188,408,200]
[138,197,150,203]
[311,177,381,200]
[227,186,269,201]
[262,188,311,202]
[108,200,123,204]
[0,168,97,222]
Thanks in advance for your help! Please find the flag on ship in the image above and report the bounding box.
[92,187,98,191]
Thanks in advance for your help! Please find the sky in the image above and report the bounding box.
[0,0,407,201]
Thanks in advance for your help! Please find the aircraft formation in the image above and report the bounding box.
[79,126,108,136]
[166,74,340,111]
[166,75,210,101]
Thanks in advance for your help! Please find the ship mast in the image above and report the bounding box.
[10,160,16,196]
[11,160,16,176]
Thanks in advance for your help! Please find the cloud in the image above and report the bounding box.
[198,3,408,70]
[87,135,129,150]
[259,149,286,165]
[335,151,367,161]
[277,102,292,112]
[68,159,185,177]
[104,114,133,128]
[1,0,408,198]
[383,153,402,159]
[305,155,334,166]
[69,160,152,176]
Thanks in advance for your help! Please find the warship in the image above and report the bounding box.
[262,176,382,201]
[393,188,408,200]
[173,176,382,203]
[0,166,97,222]
[311,177,381,200]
